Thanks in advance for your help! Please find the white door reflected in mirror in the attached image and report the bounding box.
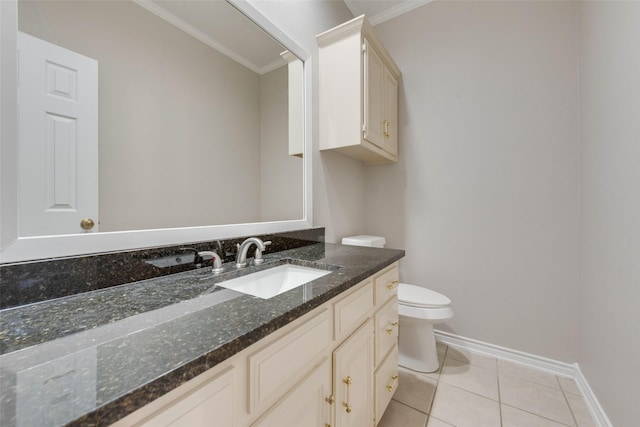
[18,32,99,236]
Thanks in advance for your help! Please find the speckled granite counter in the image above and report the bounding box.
[0,243,404,427]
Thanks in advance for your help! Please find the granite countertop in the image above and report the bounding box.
[0,243,404,427]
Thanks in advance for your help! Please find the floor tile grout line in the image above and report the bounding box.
[426,344,448,427]
[501,402,574,427]
[557,375,580,427]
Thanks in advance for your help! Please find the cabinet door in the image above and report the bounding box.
[334,319,374,427]
[139,367,235,427]
[382,67,398,156]
[248,308,332,414]
[363,38,385,149]
[252,358,332,427]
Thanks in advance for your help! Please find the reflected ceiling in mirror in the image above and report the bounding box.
[16,0,304,237]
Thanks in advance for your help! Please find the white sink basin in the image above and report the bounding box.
[218,264,331,299]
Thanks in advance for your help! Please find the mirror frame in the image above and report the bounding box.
[0,0,313,264]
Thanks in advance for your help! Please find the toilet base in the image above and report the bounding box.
[398,318,440,373]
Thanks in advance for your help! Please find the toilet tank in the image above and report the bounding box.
[341,235,386,248]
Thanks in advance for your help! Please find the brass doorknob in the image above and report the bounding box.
[80,218,95,230]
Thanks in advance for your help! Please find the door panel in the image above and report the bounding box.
[333,319,374,427]
[18,32,99,236]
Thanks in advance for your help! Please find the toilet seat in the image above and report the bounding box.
[398,283,451,308]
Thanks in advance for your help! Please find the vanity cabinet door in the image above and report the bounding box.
[252,357,332,427]
[333,319,374,427]
[248,308,332,414]
[137,366,235,427]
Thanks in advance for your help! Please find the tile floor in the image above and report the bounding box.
[378,343,597,427]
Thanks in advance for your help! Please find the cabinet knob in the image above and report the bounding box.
[386,385,394,392]
[386,280,399,290]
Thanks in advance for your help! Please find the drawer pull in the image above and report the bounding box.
[386,321,398,335]
[387,372,399,392]
[343,376,353,413]
[386,280,399,290]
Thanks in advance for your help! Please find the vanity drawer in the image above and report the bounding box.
[375,345,399,424]
[375,297,398,366]
[333,280,374,340]
[374,264,399,306]
[248,308,332,414]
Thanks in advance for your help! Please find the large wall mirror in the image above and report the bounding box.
[0,0,312,263]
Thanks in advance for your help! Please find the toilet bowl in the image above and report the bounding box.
[398,283,453,373]
[341,235,454,373]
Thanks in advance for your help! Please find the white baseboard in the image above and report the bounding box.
[434,330,613,427]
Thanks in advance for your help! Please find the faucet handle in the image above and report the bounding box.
[254,241,272,265]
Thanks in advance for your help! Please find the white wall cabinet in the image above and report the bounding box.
[318,15,401,164]
[113,263,400,427]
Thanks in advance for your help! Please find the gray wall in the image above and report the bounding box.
[579,2,640,425]
[370,1,581,363]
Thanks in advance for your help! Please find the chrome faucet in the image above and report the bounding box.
[197,251,224,274]
[235,237,272,268]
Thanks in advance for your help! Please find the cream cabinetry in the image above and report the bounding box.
[111,364,238,427]
[318,15,401,164]
[333,319,374,427]
[247,308,332,415]
[114,263,400,427]
[252,357,332,427]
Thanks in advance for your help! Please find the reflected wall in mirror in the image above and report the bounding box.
[17,0,304,237]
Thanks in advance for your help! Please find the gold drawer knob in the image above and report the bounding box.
[386,385,393,392]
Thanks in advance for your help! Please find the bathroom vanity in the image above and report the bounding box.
[0,242,404,427]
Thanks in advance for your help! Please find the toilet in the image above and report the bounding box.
[341,235,454,373]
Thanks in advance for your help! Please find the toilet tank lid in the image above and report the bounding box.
[398,283,452,307]
[341,235,386,248]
